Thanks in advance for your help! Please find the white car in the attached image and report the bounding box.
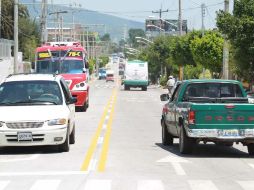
[0,74,76,152]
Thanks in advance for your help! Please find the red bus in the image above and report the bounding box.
[35,42,90,111]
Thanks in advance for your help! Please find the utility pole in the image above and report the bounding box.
[178,0,183,80]
[178,0,182,36]
[40,0,48,44]
[152,5,168,76]
[49,11,67,42]
[14,0,18,74]
[201,3,206,78]
[60,15,63,41]
[201,3,205,37]
[223,0,229,79]
[152,5,169,34]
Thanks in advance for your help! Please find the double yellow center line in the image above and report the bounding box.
[81,89,117,172]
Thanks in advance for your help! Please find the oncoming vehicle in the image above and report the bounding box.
[98,68,106,80]
[106,70,114,82]
[0,74,76,152]
[35,42,89,111]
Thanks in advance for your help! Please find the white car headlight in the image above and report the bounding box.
[48,118,67,126]
[72,81,88,91]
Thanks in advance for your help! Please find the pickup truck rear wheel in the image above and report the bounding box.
[179,126,194,154]
[247,144,254,155]
[162,121,173,145]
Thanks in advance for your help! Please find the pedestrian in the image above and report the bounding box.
[167,75,175,94]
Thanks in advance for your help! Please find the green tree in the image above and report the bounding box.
[128,28,145,47]
[190,31,224,77]
[217,0,254,80]
[98,56,109,68]
[1,0,29,39]
[100,33,111,42]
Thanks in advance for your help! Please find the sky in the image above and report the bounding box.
[52,0,234,30]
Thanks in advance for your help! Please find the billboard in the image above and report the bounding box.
[145,19,187,33]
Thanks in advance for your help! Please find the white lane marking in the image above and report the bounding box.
[0,181,10,190]
[157,155,190,176]
[188,180,218,190]
[30,180,61,190]
[88,159,97,172]
[171,163,186,175]
[137,180,164,190]
[98,137,104,144]
[0,154,40,163]
[102,124,107,129]
[157,155,190,163]
[237,181,254,190]
[248,163,254,169]
[0,171,88,177]
[105,116,109,120]
[84,180,111,190]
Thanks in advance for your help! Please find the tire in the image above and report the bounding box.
[70,124,75,144]
[142,86,147,91]
[58,128,70,152]
[247,144,254,155]
[179,126,194,154]
[161,120,173,145]
[124,85,129,91]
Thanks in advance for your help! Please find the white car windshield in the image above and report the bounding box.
[0,80,63,105]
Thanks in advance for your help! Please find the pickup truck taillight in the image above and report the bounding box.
[188,110,195,124]
[163,105,169,114]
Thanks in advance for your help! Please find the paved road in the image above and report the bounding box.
[0,77,254,190]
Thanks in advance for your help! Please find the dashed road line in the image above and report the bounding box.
[81,89,117,172]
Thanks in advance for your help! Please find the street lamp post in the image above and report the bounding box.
[135,36,154,44]
[147,24,165,35]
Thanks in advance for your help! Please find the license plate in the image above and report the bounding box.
[222,130,239,137]
[17,132,32,141]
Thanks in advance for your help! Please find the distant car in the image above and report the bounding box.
[106,70,114,82]
[98,68,106,80]
[0,74,77,152]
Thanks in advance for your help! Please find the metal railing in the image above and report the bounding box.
[0,38,14,59]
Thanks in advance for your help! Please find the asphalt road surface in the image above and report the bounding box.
[0,77,254,190]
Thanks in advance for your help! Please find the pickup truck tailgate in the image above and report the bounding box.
[191,104,254,129]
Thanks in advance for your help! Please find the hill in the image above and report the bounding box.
[20,0,144,42]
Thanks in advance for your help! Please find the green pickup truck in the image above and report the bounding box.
[160,79,254,155]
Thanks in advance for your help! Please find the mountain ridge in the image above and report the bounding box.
[20,0,145,42]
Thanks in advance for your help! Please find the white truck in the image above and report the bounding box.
[123,60,148,91]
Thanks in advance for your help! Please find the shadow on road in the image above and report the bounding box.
[155,142,253,159]
[0,146,60,155]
